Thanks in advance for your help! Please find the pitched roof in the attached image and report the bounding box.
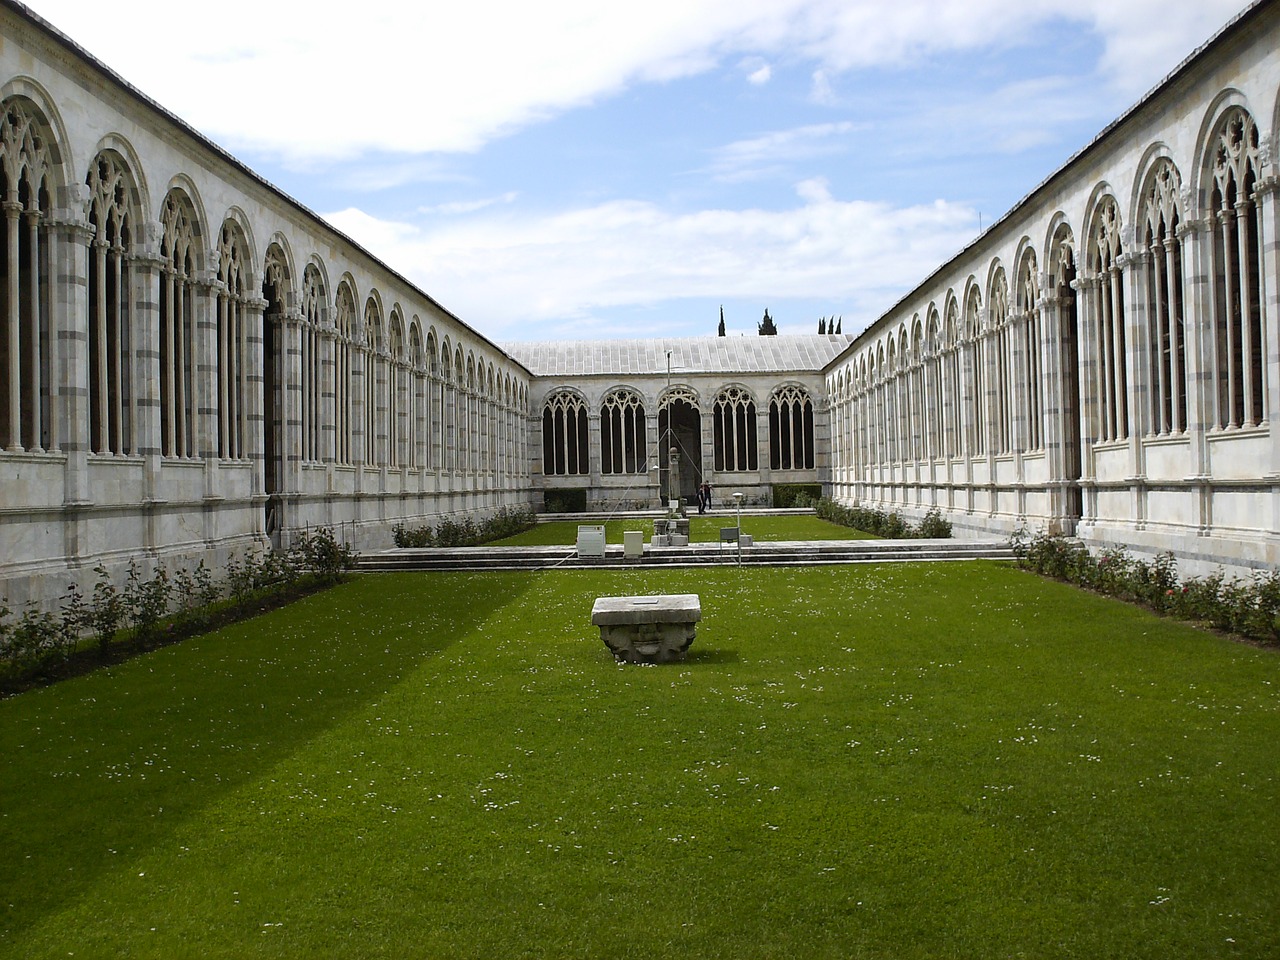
[501,335,853,378]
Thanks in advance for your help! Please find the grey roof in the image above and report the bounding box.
[501,335,853,378]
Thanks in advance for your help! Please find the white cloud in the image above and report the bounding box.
[323,186,977,340]
[25,0,1250,162]
[748,64,772,85]
[708,122,856,181]
[420,192,519,216]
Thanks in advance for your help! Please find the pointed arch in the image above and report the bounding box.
[1137,154,1188,435]
[769,382,814,470]
[713,383,758,472]
[0,95,60,451]
[215,216,252,459]
[1084,190,1128,442]
[601,386,646,474]
[543,387,589,475]
[159,187,202,458]
[362,294,384,466]
[1200,103,1264,428]
[85,147,142,456]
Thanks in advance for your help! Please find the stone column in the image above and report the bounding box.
[48,190,94,563]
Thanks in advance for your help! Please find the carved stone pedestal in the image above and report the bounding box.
[591,594,701,663]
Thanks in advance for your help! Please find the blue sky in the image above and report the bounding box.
[31,0,1250,341]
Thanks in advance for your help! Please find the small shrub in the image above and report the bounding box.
[124,560,172,643]
[917,508,952,539]
[815,498,952,539]
[392,507,536,548]
[88,564,125,653]
[0,606,72,672]
[292,527,358,583]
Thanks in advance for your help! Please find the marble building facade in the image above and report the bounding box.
[0,0,1277,609]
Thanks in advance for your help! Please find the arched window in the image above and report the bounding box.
[713,385,758,472]
[600,388,645,474]
[1017,254,1044,451]
[159,190,198,459]
[426,332,439,469]
[1138,159,1187,436]
[0,98,56,453]
[1207,108,1264,429]
[387,313,404,468]
[216,220,250,459]
[87,151,137,456]
[908,323,924,461]
[363,298,382,466]
[990,268,1013,454]
[261,244,290,496]
[441,344,455,471]
[300,265,325,463]
[542,390,588,475]
[964,289,985,454]
[333,282,355,465]
[943,299,960,458]
[925,310,942,459]
[408,324,424,469]
[1087,196,1128,442]
[770,385,814,469]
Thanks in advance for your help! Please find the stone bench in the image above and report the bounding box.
[591,594,701,663]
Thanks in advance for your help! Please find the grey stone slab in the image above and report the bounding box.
[591,594,701,625]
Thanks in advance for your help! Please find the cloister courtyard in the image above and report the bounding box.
[2,561,1276,959]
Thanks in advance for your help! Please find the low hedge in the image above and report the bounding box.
[815,498,952,539]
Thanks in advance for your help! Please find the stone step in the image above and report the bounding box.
[356,539,1014,572]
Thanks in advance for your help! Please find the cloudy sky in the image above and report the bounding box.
[31,0,1249,341]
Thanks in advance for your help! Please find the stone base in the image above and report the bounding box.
[597,621,697,663]
[591,594,701,664]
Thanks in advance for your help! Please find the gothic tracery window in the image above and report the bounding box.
[300,265,325,463]
[1140,159,1187,436]
[1087,196,1128,442]
[159,191,198,458]
[216,220,250,459]
[1207,108,1265,429]
[387,313,404,468]
[769,384,814,470]
[542,389,588,475]
[363,298,382,466]
[0,98,55,453]
[713,385,758,472]
[964,290,985,454]
[990,269,1013,454]
[943,299,961,458]
[1017,255,1044,451]
[600,387,645,474]
[87,151,137,456]
[333,282,356,465]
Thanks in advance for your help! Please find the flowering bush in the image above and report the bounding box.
[1011,530,1278,644]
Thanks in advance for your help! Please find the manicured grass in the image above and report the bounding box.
[2,564,1278,959]
[492,514,876,546]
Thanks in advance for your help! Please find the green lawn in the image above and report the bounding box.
[2,564,1278,959]
[493,514,875,546]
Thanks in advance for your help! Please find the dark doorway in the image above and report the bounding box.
[658,399,702,504]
